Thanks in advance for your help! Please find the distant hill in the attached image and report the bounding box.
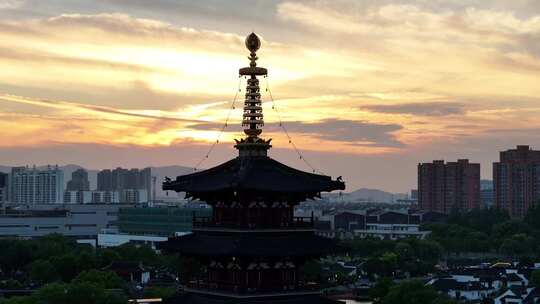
[323,187,408,203]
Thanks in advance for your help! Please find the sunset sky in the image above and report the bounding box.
[1,0,540,192]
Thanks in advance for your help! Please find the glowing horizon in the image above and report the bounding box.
[1,1,540,192]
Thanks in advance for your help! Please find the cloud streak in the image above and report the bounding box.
[361,102,466,116]
[188,119,405,148]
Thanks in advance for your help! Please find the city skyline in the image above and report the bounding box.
[2,1,540,192]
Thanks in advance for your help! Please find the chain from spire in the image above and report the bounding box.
[263,76,325,175]
[193,76,242,171]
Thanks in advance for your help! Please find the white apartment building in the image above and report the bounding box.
[64,189,148,204]
[9,166,64,204]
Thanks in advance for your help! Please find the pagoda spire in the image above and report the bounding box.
[235,33,272,157]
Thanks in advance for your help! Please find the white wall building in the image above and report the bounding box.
[64,190,93,204]
[97,231,170,249]
[354,223,430,240]
[9,166,64,204]
[64,189,148,204]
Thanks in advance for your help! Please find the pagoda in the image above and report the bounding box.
[160,33,345,304]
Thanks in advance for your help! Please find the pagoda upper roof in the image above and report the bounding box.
[163,156,345,200]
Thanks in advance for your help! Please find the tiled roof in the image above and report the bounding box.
[163,156,345,200]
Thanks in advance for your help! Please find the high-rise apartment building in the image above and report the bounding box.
[494,145,540,218]
[97,169,112,191]
[9,165,64,204]
[66,168,90,191]
[138,167,151,197]
[418,159,480,214]
[97,167,151,199]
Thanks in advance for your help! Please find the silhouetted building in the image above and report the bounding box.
[111,167,128,190]
[0,172,7,188]
[0,172,7,202]
[97,167,151,196]
[138,167,152,198]
[0,204,131,240]
[494,145,540,218]
[9,165,64,204]
[335,212,365,230]
[418,159,480,214]
[160,33,345,304]
[66,168,90,191]
[97,169,112,191]
[411,189,418,200]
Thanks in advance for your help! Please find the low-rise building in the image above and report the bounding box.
[117,206,212,236]
[353,223,430,240]
[315,209,444,240]
[0,204,134,241]
[64,189,148,204]
[429,276,498,302]
[494,286,539,304]
[429,263,539,304]
[97,231,170,249]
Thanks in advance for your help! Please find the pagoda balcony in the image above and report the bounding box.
[192,216,314,230]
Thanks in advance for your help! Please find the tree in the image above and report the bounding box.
[381,280,457,304]
[343,238,395,257]
[97,249,122,268]
[499,234,535,258]
[369,277,394,303]
[395,242,413,261]
[0,279,24,289]
[31,283,70,304]
[33,234,78,259]
[0,282,127,304]
[114,244,159,267]
[448,208,509,234]
[525,201,540,230]
[380,252,398,276]
[492,221,532,241]
[530,270,540,287]
[73,270,126,289]
[29,260,58,284]
[143,286,176,299]
[0,240,34,274]
[50,254,80,282]
[66,282,125,304]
